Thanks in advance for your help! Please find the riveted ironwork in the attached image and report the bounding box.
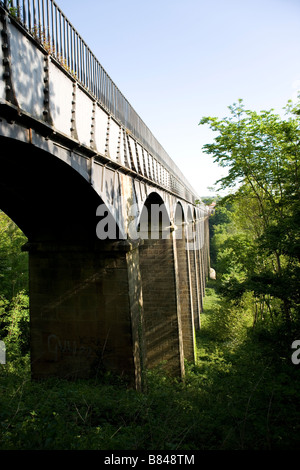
[0,8,18,106]
[1,0,162,156]
[0,0,198,201]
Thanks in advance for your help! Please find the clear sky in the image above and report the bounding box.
[56,0,300,197]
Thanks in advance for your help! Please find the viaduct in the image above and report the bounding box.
[0,0,210,389]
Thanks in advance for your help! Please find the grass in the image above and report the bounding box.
[0,283,300,450]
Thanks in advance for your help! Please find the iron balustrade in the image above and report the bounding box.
[1,0,198,201]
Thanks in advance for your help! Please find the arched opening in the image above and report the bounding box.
[196,208,206,320]
[190,207,202,330]
[0,136,103,243]
[0,210,29,365]
[138,192,171,240]
[174,202,196,363]
[0,136,140,385]
[138,193,184,377]
[0,210,28,300]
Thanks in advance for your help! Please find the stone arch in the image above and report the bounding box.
[0,135,118,243]
[138,191,171,240]
[174,199,185,223]
[174,202,196,363]
[187,205,194,223]
[138,194,184,377]
[188,206,202,330]
[0,136,142,385]
[193,207,197,222]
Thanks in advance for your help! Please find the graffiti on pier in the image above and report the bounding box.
[47,334,93,361]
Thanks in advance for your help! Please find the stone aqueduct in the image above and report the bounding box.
[0,0,210,388]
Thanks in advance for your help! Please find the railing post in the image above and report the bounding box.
[0,0,199,200]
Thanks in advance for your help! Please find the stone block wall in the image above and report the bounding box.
[139,236,184,377]
[28,241,142,386]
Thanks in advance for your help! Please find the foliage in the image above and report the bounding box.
[199,98,300,330]
[7,1,19,18]
[0,285,299,451]
[0,211,299,451]
[0,211,29,364]
[0,291,29,362]
[0,211,28,301]
[201,286,253,344]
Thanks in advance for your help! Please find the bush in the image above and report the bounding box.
[0,291,29,362]
[0,283,300,450]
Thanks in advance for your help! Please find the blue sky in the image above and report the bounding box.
[56,0,300,197]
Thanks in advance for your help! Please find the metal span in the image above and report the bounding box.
[1,0,199,202]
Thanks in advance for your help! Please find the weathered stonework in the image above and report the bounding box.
[0,5,211,389]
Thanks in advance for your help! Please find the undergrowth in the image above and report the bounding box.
[0,283,299,450]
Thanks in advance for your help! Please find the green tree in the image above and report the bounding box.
[0,291,29,360]
[0,211,28,300]
[0,211,29,359]
[199,98,300,329]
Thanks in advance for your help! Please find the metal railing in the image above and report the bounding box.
[1,0,198,199]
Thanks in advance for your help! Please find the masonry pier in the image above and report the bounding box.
[0,0,211,388]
